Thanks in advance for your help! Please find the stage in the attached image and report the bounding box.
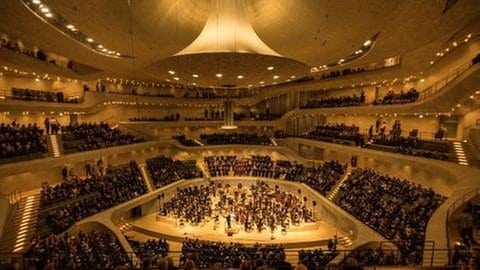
[129,213,345,248]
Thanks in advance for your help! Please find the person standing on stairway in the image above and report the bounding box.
[44,117,50,135]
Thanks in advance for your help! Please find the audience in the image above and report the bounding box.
[146,155,203,189]
[42,161,147,234]
[204,155,346,196]
[301,123,364,147]
[180,238,289,269]
[321,67,366,79]
[0,121,47,162]
[341,247,404,267]
[450,201,480,269]
[368,120,450,160]
[298,248,339,270]
[301,91,365,109]
[373,88,419,105]
[200,133,272,145]
[127,237,170,269]
[336,168,446,264]
[1,35,74,70]
[11,87,80,103]
[61,122,145,154]
[129,114,180,122]
[172,135,201,146]
[25,230,130,269]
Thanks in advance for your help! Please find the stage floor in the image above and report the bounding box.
[130,213,344,248]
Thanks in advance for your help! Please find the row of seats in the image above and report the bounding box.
[0,121,47,163]
[61,122,145,154]
[204,155,346,196]
[11,87,80,103]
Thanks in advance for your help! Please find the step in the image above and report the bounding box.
[327,168,352,201]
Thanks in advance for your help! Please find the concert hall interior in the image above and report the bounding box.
[0,0,480,269]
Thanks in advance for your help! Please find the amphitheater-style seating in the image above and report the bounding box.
[301,123,364,146]
[127,237,170,268]
[38,161,147,235]
[200,132,272,145]
[204,155,346,196]
[301,91,365,109]
[180,238,290,269]
[146,155,203,188]
[61,122,145,154]
[25,230,130,269]
[335,168,446,264]
[0,121,47,164]
[11,87,80,103]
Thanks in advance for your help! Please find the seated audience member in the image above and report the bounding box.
[298,248,339,270]
[146,155,203,188]
[320,67,366,79]
[336,168,446,264]
[200,132,272,145]
[127,237,170,269]
[373,88,419,105]
[25,230,131,269]
[301,91,365,109]
[172,135,201,146]
[0,121,47,162]
[368,121,450,160]
[61,122,145,153]
[180,238,287,269]
[42,161,147,234]
[301,123,364,146]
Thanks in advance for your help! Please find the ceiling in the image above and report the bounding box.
[0,0,479,88]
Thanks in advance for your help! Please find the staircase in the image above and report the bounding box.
[139,164,154,192]
[0,194,40,253]
[327,168,352,201]
[48,134,61,158]
[450,141,469,166]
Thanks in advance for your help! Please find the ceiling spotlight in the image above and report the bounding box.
[420,78,425,82]
[363,40,372,46]
[290,75,296,79]
[467,34,472,38]
[86,38,94,43]
[32,0,41,4]
[115,52,121,56]
[259,81,265,84]
[452,41,458,47]
[44,13,53,18]
[192,74,199,78]
[40,7,49,13]
[173,77,179,81]
[237,75,244,79]
[464,38,469,42]
[168,70,175,75]
[101,48,107,52]
[216,73,223,78]
[273,75,279,79]
[267,66,274,70]
[430,61,434,65]
[97,44,103,49]
[66,24,75,29]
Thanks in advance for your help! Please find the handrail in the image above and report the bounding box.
[419,61,479,101]
[0,247,458,269]
[445,188,480,263]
